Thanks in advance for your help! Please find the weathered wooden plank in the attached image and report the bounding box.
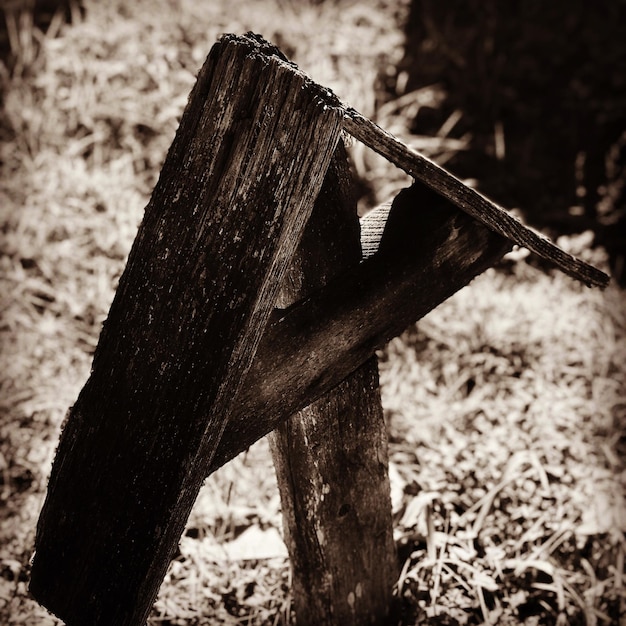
[343,108,610,288]
[29,33,344,626]
[209,183,513,473]
[268,142,396,625]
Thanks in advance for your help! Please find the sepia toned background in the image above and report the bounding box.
[1,1,624,624]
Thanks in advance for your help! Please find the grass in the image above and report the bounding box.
[1,1,624,624]
[382,260,625,625]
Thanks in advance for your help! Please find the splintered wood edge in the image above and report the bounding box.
[343,108,610,289]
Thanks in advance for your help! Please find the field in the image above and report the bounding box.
[1,1,625,624]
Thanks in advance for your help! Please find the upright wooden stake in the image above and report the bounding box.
[269,143,397,625]
[29,34,343,626]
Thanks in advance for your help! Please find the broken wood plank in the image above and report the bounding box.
[209,183,514,474]
[29,33,344,626]
[343,108,610,288]
[268,141,397,625]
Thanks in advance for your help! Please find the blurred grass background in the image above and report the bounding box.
[0,1,624,624]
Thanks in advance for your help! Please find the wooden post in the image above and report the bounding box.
[29,33,344,626]
[268,142,397,625]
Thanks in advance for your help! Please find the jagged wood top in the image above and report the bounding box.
[343,109,610,289]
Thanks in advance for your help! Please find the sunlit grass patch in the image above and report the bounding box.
[381,263,625,624]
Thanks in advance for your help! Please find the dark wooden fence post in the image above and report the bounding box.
[268,142,397,625]
[29,33,344,626]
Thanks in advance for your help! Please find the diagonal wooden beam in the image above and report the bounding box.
[209,183,513,474]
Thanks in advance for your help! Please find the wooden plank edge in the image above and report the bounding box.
[342,108,610,289]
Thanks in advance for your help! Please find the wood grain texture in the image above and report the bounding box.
[343,109,610,288]
[29,33,343,626]
[210,183,514,473]
[268,142,397,625]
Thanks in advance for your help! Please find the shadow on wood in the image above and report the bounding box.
[210,183,513,473]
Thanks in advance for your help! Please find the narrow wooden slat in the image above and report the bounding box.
[29,34,344,626]
[209,183,514,474]
[343,108,610,288]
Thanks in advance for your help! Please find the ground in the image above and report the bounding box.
[0,1,624,624]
